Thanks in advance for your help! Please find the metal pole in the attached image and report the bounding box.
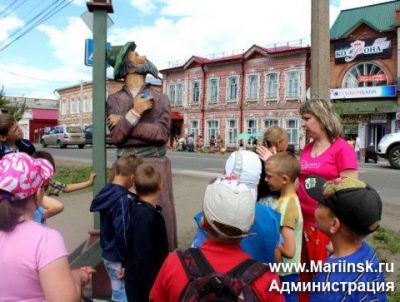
[310,0,330,100]
[92,7,107,228]
[79,80,83,128]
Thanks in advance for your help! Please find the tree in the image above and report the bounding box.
[0,87,26,121]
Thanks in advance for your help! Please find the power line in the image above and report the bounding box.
[0,0,74,52]
[1,0,27,19]
[0,0,24,17]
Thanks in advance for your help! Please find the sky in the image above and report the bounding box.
[0,0,394,99]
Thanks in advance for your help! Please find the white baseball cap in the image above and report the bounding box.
[203,180,255,239]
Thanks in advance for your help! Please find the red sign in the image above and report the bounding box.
[357,74,386,82]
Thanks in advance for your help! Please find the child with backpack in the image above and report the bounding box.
[265,152,303,302]
[124,163,169,302]
[150,179,283,302]
[0,113,35,159]
[306,176,386,301]
[90,153,143,302]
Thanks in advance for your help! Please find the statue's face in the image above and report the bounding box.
[127,51,146,66]
[124,50,160,79]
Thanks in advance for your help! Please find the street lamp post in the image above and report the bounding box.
[310,0,330,100]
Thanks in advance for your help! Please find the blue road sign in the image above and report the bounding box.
[84,39,111,66]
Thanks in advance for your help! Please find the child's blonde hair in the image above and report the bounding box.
[266,152,300,182]
[262,126,288,148]
[114,153,143,178]
[134,163,161,196]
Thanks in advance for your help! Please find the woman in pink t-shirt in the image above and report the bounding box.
[298,99,358,301]
[0,153,93,302]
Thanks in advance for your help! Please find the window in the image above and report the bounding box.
[190,120,199,138]
[169,84,176,105]
[209,78,219,102]
[342,63,387,88]
[286,119,299,145]
[264,119,279,129]
[83,96,89,113]
[207,120,219,143]
[89,97,93,112]
[247,119,257,144]
[175,84,183,105]
[227,119,238,144]
[77,98,81,114]
[265,72,278,99]
[227,76,238,100]
[61,100,67,115]
[247,74,259,100]
[285,71,300,98]
[70,98,76,114]
[192,81,200,104]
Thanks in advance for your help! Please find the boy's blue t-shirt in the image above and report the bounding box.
[192,202,281,263]
[311,241,387,302]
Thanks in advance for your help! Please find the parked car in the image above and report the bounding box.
[84,124,113,146]
[40,125,85,149]
[377,132,400,169]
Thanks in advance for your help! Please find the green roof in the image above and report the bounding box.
[330,0,400,39]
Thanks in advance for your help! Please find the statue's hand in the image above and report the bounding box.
[133,93,154,115]
[107,114,122,128]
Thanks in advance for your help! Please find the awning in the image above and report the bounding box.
[170,111,183,120]
[333,100,397,115]
[31,109,58,120]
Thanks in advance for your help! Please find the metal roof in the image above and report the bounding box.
[330,0,400,39]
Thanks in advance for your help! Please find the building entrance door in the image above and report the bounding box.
[368,124,386,149]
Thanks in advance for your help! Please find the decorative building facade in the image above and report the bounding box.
[160,44,311,149]
[330,1,400,149]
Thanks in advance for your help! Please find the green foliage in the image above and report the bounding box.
[373,227,400,254]
[54,165,111,185]
[0,87,27,121]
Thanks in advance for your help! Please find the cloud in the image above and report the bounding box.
[338,0,391,10]
[0,15,24,44]
[129,0,157,15]
[72,0,86,7]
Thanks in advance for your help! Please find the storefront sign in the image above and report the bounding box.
[370,113,387,124]
[330,85,396,99]
[357,74,387,82]
[334,37,391,64]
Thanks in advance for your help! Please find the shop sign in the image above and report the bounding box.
[330,85,396,99]
[370,113,387,124]
[334,37,391,64]
[357,74,387,82]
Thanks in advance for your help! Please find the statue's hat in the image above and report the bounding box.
[106,41,136,79]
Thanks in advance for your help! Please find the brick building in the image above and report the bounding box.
[55,80,124,127]
[160,43,311,149]
[330,1,400,148]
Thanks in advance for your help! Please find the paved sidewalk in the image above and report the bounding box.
[47,173,214,253]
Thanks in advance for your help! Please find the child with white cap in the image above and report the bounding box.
[191,150,281,264]
[150,179,283,301]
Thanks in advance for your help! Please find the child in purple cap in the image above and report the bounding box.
[0,153,93,301]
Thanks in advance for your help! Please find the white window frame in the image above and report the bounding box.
[61,100,67,115]
[264,119,279,129]
[169,84,176,105]
[175,83,183,105]
[265,72,279,100]
[226,118,238,145]
[70,98,76,114]
[89,97,93,112]
[286,119,299,146]
[208,78,219,103]
[191,80,201,104]
[226,75,239,101]
[285,70,300,99]
[83,96,89,113]
[246,73,260,100]
[206,119,220,144]
[246,118,257,144]
[190,120,200,139]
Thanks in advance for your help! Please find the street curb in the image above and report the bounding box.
[54,156,220,179]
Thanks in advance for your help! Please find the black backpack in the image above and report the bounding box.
[177,248,268,302]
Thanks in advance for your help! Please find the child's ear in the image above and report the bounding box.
[0,135,7,142]
[330,217,340,234]
[282,174,289,184]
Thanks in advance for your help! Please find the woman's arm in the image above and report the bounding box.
[340,169,358,179]
[39,257,80,302]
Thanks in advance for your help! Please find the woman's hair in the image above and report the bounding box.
[263,126,288,148]
[0,114,16,136]
[0,192,32,232]
[300,99,344,142]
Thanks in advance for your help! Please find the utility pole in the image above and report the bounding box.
[87,0,113,228]
[310,0,330,100]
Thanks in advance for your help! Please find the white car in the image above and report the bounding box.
[40,125,86,149]
[377,132,400,169]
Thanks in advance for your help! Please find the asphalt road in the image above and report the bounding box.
[35,144,399,205]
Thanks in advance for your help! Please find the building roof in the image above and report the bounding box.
[5,96,58,109]
[160,44,310,73]
[330,0,400,39]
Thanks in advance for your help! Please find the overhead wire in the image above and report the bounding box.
[0,0,24,17]
[1,0,27,19]
[0,0,74,52]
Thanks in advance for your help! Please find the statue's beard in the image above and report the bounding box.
[127,59,160,79]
